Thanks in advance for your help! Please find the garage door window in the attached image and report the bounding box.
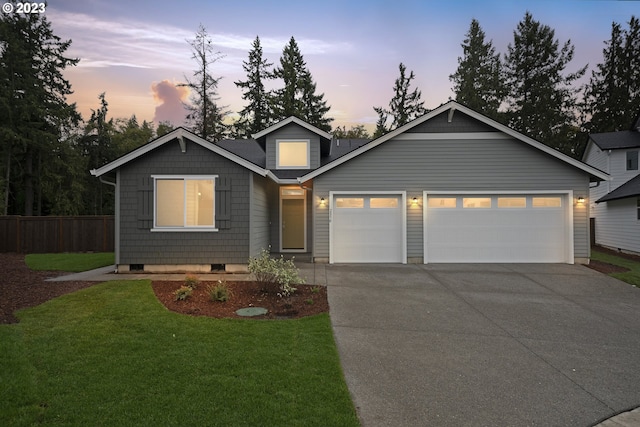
[463,197,491,208]
[498,197,526,208]
[428,197,456,208]
[336,197,364,208]
[370,197,398,208]
[532,197,561,207]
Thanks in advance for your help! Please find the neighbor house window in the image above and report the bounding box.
[627,150,639,170]
[277,140,310,169]
[153,176,216,230]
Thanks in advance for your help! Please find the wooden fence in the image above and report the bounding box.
[0,216,114,253]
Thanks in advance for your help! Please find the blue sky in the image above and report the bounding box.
[47,0,638,130]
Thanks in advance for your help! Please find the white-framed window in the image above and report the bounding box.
[627,150,639,171]
[532,197,562,208]
[428,197,457,208]
[497,197,526,208]
[463,197,491,208]
[335,197,364,208]
[370,197,399,208]
[152,175,217,231]
[276,140,310,169]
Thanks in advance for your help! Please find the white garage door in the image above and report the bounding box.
[331,194,405,263]
[425,194,570,263]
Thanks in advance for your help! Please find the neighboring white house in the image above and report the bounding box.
[583,114,640,254]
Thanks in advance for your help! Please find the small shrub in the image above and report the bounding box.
[208,280,232,302]
[305,298,314,305]
[248,249,304,298]
[311,286,321,294]
[184,274,199,289]
[174,285,193,301]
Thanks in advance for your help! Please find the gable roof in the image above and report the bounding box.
[90,127,268,178]
[597,173,640,203]
[299,101,610,183]
[252,116,332,140]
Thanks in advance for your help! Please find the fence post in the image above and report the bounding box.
[15,216,20,253]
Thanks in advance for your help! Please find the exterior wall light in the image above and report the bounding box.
[577,196,585,204]
[320,197,326,206]
[411,197,419,206]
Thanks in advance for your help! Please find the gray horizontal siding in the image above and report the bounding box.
[265,123,321,169]
[313,136,591,261]
[249,174,271,257]
[118,138,251,265]
[408,110,496,133]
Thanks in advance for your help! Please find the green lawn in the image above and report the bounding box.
[0,280,359,426]
[25,252,114,272]
[591,248,640,287]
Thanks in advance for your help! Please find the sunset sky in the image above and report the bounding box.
[46,0,638,131]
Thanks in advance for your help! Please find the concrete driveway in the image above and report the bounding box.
[323,263,640,426]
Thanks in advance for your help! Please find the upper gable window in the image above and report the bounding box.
[277,140,310,169]
[627,150,638,171]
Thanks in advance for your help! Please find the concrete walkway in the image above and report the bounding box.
[49,262,640,426]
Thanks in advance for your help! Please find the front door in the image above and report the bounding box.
[280,188,306,251]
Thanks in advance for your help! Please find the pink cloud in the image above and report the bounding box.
[151,80,189,125]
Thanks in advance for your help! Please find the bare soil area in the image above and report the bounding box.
[586,245,637,275]
[0,253,95,324]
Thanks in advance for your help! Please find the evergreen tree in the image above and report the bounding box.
[234,36,273,137]
[333,124,371,139]
[450,19,506,121]
[504,12,586,156]
[373,63,426,137]
[0,5,80,215]
[584,16,640,133]
[181,25,228,141]
[271,37,333,131]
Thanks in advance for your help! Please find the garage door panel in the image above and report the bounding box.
[332,194,404,263]
[426,194,568,263]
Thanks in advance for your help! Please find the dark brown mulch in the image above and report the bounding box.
[152,281,328,319]
[0,253,96,324]
[585,245,636,275]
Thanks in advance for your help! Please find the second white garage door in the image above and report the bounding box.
[331,193,405,263]
[425,193,572,263]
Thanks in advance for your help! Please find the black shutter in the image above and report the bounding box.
[215,177,231,229]
[137,176,153,229]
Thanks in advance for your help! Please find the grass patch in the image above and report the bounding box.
[25,252,114,272]
[0,280,359,426]
[591,249,640,287]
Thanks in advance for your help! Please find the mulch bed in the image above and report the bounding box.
[0,253,96,324]
[152,281,328,319]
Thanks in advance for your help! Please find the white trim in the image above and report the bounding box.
[423,190,574,264]
[152,175,218,231]
[115,169,120,266]
[275,139,311,169]
[394,132,511,140]
[329,191,407,264]
[299,101,610,183]
[279,186,307,252]
[91,128,268,178]
[252,116,332,140]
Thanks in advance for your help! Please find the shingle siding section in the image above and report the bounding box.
[313,136,590,260]
[249,174,271,257]
[118,138,251,265]
[407,111,496,133]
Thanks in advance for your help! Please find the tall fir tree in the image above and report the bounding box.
[504,12,586,156]
[234,36,273,137]
[0,5,79,215]
[450,18,506,121]
[584,16,640,133]
[271,37,333,131]
[181,25,228,142]
[373,63,426,137]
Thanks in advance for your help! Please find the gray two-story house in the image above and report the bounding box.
[91,101,608,272]
[583,113,640,254]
